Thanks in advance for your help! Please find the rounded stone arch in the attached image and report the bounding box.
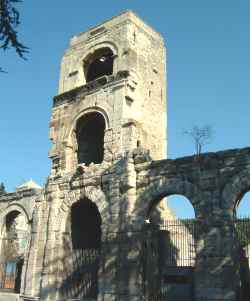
[55,186,108,300]
[0,203,32,294]
[56,185,109,234]
[0,204,31,257]
[222,169,250,214]
[72,106,110,134]
[0,203,30,235]
[136,177,200,220]
[64,106,110,147]
[63,107,110,170]
[78,41,119,85]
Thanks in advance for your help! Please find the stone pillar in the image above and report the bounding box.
[39,183,61,301]
[194,217,239,301]
[22,197,47,300]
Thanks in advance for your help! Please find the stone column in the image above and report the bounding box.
[22,197,47,300]
[194,216,239,301]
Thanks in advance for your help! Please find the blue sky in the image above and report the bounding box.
[1,1,250,217]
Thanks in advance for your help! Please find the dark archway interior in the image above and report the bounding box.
[14,259,23,293]
[76,112,105,166]
[85,48,113,82]
[6,211,19,235]
[71,198,102,249]
[1,211,25,293]
[63,198,102,299]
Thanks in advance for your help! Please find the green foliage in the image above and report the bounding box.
[0,0,28,71]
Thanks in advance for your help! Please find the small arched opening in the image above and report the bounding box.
[84,48,114,83]
[61,198,102,300]
[234,191,250,300]
[76,112,105,166]
[0,210,29,293]
[145,195,196,301]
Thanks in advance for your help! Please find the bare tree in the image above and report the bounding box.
[183,125,214,156]
[0,0,28,71]
[0,182,6,195]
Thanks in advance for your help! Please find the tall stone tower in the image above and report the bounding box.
[49,10,167,175]
[21,10,167,301]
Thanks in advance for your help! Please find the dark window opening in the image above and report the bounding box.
[71,198,102,250]
[85,48,114,82]
[6,211,19,236]
[76,112,105,165]
[14,259,23,293]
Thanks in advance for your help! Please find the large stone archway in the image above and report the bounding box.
[56,185,109,234]
[39,183,110,301]
[135,177,200,219]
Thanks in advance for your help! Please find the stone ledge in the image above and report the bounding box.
[53,70,130,107]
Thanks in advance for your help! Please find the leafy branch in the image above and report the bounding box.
[0,0,28,71]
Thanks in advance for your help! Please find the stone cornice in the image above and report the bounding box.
[0,189,42,202]
[53,70,130,107]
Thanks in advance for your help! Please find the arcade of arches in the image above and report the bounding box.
[1,145,250,301]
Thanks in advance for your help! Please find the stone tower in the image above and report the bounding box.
[49,10,167,176]
[20,10,167,301]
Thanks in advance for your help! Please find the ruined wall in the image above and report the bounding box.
[134,146,250,301]
[1,10,250,301]
[1,147,250,301]
[18,146,250,301]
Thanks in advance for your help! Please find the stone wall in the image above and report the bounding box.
[16,146,250,301]
[1,147,250,301]
[134,146,250,300]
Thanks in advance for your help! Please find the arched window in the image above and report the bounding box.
[0,210,28,293]
[84,48,114,82]
[76,112,105,165]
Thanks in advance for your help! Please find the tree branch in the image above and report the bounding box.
[0,0,28,71]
